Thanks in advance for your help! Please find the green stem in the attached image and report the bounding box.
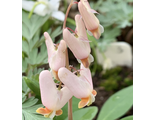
[28,1,46,19]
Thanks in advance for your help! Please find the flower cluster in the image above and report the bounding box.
[36,0,104,119]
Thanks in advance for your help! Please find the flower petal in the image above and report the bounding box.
[49,0,60,11]
[92,90,97,96]
[99,24,104,34]
[78,1,99,31]
[75,14,88,39]
[87,30,93,36]
[49,111,56,119]
[56,109,63,116]
[78,97,90,108]
[36,107,52,115]
[22,1,35,12]
[52,11,65,21]
[91,28,101,39]
[63,28,90,60]
[80,63,93,89]
[34,4,48,16]
[88,9,99,14]
[51,40,66,72]
[56,86,73,110]
[58,67,92,98]
[39,70,58,110]
[44,32,55,67]
[79,36,91,42]
[80,57,90,68]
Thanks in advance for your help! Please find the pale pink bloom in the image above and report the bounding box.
[36,70,73,119]
[78,0,104,39]
[63,14,94,68]
[44,32,66,80]
[58,64,97,108]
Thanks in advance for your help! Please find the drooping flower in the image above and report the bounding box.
[58,63,97,108]
[22,0,65,21]
[78,0,104,39]
[36,70,73,119]
[63,14,94,68]
[44,32,66,80]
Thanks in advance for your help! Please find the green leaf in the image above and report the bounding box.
[22,58,28,73]
[22,96,27,103]
[56,97,80,120]
[97,26,121,52]
[67,17,76,26]
[36,43,48,65]
[22,97,51,120]
[65,107,98,120]
[26,43,48,66]
[22,40,29,56]
[103,27,121,40]
[97,0,133,29]
[22,77,29,93]
[22,93,27,103]
[22,97,38,108]
[33,28,52,48]
[29,29,41,51]
[22,10,51,41]
[24,77,40,96]
[120,116,133,120]
[87,33,98,48]
[51,26,62,41]
[97,85,133,120]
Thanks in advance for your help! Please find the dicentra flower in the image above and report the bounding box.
[78,0,104,39]
[22,0,65,21]
[63,14,94,68]
[44,32,66,81]
[58,63,97,108]
[36,70,73,119]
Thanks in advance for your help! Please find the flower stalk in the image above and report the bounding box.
[63,0,74,120]
[63,0,74,29]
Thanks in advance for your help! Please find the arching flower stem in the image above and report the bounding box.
[62,0,74,120]
[63,0,74,29]
[28,1,46,18]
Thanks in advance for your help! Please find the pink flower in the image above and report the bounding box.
[44,32,66,80]
[63,14,94,68]
[78,0,104,39]
[58,64,97,108]
[36,70,73,119]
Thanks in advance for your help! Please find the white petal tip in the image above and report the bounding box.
[99,24,104,34]
[89,54,94,63]
[88,9,99,14]
[77,59,82,63]
[87,30,93,36]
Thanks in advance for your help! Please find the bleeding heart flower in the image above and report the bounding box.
[78,0,104,39]
[58,64,97,108]
[36,70,73,119]
[63,14,94,68]
[44,32,66,80]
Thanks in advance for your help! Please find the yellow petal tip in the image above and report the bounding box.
[36,107,52,115]
[78,97,90,108]
[56,109,63,116]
